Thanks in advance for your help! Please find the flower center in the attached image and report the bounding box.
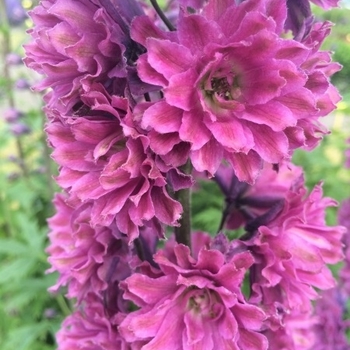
[211,77,233,101]
[186,288,221,319]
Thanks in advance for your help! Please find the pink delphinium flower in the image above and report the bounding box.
[24,0,132,113]
[132,0,340,183]
[46,86,186,240]
[264,308,317,350]
[56,293,128,350]
[312,288,350,350]
[119,239,268,350]
[47,193,132,305]
[245,181,345,311]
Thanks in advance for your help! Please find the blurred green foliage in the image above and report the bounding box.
[0,3,69,349]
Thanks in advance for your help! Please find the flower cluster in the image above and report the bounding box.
[25,0,346,349]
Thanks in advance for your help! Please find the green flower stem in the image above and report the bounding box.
[174,161,192,248]
[150,0,175,31]
[56,294,72,317]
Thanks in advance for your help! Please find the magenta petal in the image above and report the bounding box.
[71,119,119,144]
[228,11,276,43]
[47,22,79,56]
[195,249,224,273]
[100,181,138,216]
[100,168,132,190]
[149,131,181,155]
[179,110,211,150]
[208,119,254,153]
[66,33,102,72]
[233,303,266,330]
[71,172,108,200]
[137,53,167,87]
[120,307,166,340]
[49,0,96,33]
[202,0,233,21]
[131,15,168,46]
[265,0,287,34]
[243,102,297,132]
[165,68,199,111]
[238,328,268,350]
[151,187,182,225]
[251,124,289,163]
[142,102,182,133]
[241,63,286,105]
[52,142,95,171]
[125,274,177,305]
[129,192,155,225]
[277,89,318,117]
[226,150,262,184]
[142,305,185,350]
[146,38,193,81]
[183,312,206,346]
[191,138,223,175]
[178,14,223,55]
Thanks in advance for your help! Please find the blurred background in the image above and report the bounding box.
[0,0,349,349]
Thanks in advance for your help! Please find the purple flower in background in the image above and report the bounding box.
[214,161,302,231]
[312,288,350,350]
[120,241,268,349]
[56,293,128,350]
[4,0,27,26]
[285,0,313,39]
[5,53,22,65]
[10,122,31,136]
[3,108,23,123]
[14,78,30,90]
[264,308,317,350]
